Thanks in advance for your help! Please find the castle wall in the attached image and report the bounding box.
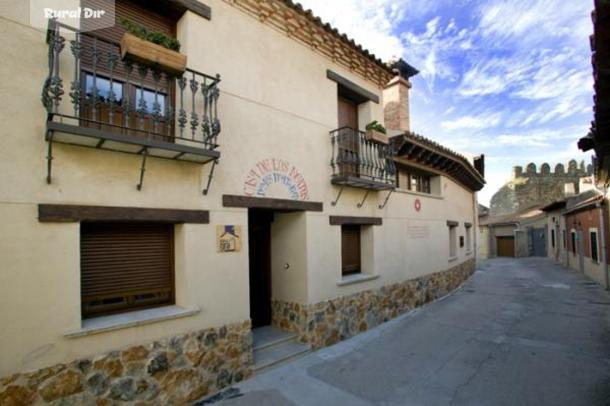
[489,160,592,216]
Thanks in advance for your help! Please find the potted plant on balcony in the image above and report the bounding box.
[365,121,389,144]
[119,18,187,75]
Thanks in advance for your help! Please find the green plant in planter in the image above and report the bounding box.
[120,18,181,52]
[366,120,387,134]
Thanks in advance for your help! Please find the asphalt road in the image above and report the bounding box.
[204,258,610,406]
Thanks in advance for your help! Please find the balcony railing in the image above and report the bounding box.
[330,127,396,190]
[41,19,221,167]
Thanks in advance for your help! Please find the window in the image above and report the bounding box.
[397,168,432,194]
[135,87,167,114]
[85,75,169,114]
[465,224,472,251]
[341,225,361,275]
[85,74,124,105]
[551,229,555,248]
[448,222,458,258]
[80,223,174,319]
[571,231,577,255]
[459,236,464,248]
[590,230,599,262]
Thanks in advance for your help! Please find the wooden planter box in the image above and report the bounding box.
[120,33,187,75]
[365,129,389,145]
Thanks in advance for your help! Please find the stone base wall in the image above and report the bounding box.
[0,320,253,405]
[272,259,475,349]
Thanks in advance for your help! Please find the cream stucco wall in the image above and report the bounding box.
[0,0,477,377]
[307,176,476,303]
[478,226,489,259]
[566,251,606,286]
[271,212,308,304]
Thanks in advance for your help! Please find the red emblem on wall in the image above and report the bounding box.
[414,199,421,212]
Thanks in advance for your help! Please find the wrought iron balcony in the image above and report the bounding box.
[41,20,222,188]
[330,127,396,190]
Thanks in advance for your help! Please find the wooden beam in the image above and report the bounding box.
[326,70,380,103]
[38,204,210,223]
[425,151,437,164]
[432,155,444,167]
[169,0,212,20]
[416,149,428,162]
[329,216,382,226]
[223,195,323,211]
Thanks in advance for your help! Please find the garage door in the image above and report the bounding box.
[496,236,515,257]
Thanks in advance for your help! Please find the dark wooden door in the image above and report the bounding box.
[496,236,515,257]
[248,209,273,327]
[338,97,358,129]
[337,97,359,177]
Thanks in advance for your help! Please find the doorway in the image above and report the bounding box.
[248,209,273,328]
[337,96,360,177]
[529,226,547,257]
[496,236,515,257]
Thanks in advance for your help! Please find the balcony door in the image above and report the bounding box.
[79,0,176,140]
[337,96,359,177]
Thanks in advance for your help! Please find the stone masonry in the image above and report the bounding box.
[272,259,475,349]
[489,160,593,217]
[0,320,253,405]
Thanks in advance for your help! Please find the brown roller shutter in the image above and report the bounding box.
[81,222,174,318]
[341,225,361,275]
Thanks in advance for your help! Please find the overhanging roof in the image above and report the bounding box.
[392,132,485,192]
[540,200,567,212]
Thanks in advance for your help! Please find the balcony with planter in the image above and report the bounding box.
[329,126,396,191]
[41,19,221,190]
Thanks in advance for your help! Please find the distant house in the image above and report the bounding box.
[542,189,608,287]
[479,205,548,258]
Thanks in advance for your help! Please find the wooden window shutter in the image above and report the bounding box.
[341,225,361,275]
[80,223,174,318]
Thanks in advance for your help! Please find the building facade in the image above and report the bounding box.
[0,0,484,403]
[542,189,609,288]
[479,205,548,259]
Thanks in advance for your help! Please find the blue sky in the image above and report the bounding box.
[298,0,594,205]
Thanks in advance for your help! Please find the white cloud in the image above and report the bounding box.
[441,113,502,130]
[478,0,591,47]
[458,66,506,97]
[492,125,589,147]
[401,16,472,89]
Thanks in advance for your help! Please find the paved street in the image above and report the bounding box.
[204,258,610,406]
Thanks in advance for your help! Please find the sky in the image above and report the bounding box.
[297,0,595,205]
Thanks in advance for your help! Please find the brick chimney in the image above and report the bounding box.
[383,58,419,133]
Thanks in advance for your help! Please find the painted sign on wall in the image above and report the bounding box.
[217,225,242,252]
[243,158,310,200]
[407,219,430,239]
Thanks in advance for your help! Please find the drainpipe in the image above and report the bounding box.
[599,198,609,290]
